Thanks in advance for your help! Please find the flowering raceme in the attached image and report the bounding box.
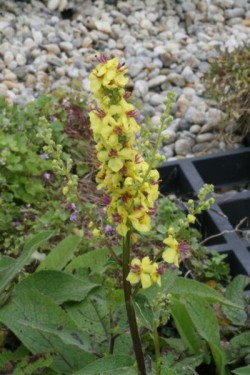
[89,56,160,237]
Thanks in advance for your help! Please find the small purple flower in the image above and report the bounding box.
[67,203,76,211]
[12,221,21,228]
[101,195,111,205]
[105,225,114,234]
[43,172,51,180]
[70,212,79,222]
[179,241,191,255]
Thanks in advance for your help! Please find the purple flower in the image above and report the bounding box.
[43,172,51,180]
[70,212,79,222]
[105,225,114,234]
[67,203,76,211]
[12,221,21,228]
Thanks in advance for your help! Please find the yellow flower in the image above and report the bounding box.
[162,235,180,267]
[97,147,135,173]
[126,257,153,289]
[129,208,151,233]
[92,228,101,237]
[187,214,196,224]
[150,263,164,287]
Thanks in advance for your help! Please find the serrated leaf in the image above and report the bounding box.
[230,332,250,359]
[0,289,95,373]
[0,231,53,294]
[37,235,81,271]
[222,275,250,326]
[15,270,100,304]
[72,355,137,375]
[232,365,250,375]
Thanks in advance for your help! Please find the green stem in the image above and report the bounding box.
[122,232,146,375]
[153,322,161,375]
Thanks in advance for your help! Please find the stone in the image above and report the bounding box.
[175,95,189,117]
[174,138,195,156]
[185,107,206,125]
[225,8,245,19]
[149,93,164,106]
[59,42,73,52]
[205,108,226,128]
[0,84,7,96]
[16,53,26,66]
[95,20,112,34]
[190,125,201,134]
[182,66,195,83]
[129,62,144,78]
[167,72,185,87]
[4,51,14,66]
[162,145,174,159]
[148,75,167,88]
[133,80,148,97]
[47,0,60,11]
[196,133,215,143]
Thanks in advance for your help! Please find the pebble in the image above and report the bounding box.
[0,0,250,160]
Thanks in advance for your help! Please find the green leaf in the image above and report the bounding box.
[134,294,154,331]
[170,297,202,354]
[172,353,205,375]
[72,355,137,375]
[12,351,53,375]
[230,332,250,359]
[171,277,239,307]
[15,270,100,304]
[140,269,179,301]
[222,275,250,326]
[183,296,226,375]
[37,235,81,271]
[232,365,250,375]
[0,231,53,294]
[0,289,95,373]
[65,287,110,355]
[66,247,110,273]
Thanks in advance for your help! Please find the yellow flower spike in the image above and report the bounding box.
[187,214,196,224]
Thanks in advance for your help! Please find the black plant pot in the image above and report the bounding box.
[158,147,250,277]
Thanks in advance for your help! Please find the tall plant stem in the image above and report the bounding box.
[122,232,146,375]
[152,322,161,375]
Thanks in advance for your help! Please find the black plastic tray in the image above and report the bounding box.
[158,147,250,276]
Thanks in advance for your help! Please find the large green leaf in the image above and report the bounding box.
[0,231,53,294]
[183,296,226,375]
[170,297,202,354]
[171,277,239,307]
[0,289,95,373]
[230,332,250,359]
[72,355,137,375]
[232,365,250,375]
[222,275,250,326]
[66,247,110,273]
[65,287,110,356]
[15,270,100,304]
[37,235,81,271]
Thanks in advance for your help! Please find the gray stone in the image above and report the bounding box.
[196,133,215,143]
[162,145,174,159]
[205,108,226,128]
[185,107,206,125]
[175,138,195,156]
[190,125,201,134]
[225,8,245,19]
[129,62,144,78]
[149,93,164,107]
[181,66,195,83]
[133,80,149,97]
[148,75,167,88]
[167,72,185,87]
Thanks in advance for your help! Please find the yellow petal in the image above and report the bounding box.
[108,158,123,172]
[126,271,140,285]
[140,273,152,289]
[162,248,179,267]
